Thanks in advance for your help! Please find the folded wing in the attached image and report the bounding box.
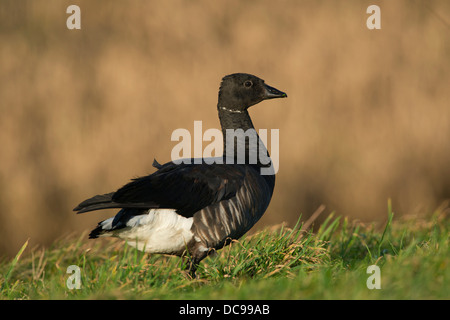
[73,160,247,218]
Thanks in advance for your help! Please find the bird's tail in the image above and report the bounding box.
[89,217,114,238]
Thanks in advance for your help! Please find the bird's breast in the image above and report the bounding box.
[191,168,274,250]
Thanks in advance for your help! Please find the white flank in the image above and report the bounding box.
[100,209,194,254]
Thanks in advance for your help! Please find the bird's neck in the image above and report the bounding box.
[218,107,255,133]
[218,107,271,167]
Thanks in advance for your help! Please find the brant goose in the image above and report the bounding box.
[74,73,287,276]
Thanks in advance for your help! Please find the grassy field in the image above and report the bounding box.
[1,202,448,300]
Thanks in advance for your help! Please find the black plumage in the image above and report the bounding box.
[74,73,287,276]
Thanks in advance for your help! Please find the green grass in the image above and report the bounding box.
[1,202,448,299]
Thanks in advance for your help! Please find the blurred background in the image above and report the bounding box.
[0,0,449,257]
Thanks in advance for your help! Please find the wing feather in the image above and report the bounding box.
[74,160,247,217]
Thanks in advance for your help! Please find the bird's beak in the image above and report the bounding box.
[263,83,287,100]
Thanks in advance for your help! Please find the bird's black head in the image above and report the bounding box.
[217,73,287,113]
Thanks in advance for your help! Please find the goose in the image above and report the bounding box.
[74,73,287,276]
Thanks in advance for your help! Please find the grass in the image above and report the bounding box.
[0,202,448,300]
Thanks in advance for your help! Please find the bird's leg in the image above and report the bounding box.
[180,255,199,278]
[180,251,198,278]
[181,249,208,279]
[188,259,199,279]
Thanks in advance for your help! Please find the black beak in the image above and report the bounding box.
[264,83,287,99]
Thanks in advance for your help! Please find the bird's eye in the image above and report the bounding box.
[244,80,253,88]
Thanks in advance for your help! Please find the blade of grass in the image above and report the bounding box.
[377,199,394,256]
[2,239,29,290]
[302,205,326,232]
[318,213,340,242]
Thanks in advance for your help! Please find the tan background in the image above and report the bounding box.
[1,0,449,257]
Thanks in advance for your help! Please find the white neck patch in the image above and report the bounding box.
[219,106,245,113]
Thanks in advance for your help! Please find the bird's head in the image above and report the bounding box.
[218,73,287,113]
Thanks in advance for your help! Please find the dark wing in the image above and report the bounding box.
[73,160,247,217]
